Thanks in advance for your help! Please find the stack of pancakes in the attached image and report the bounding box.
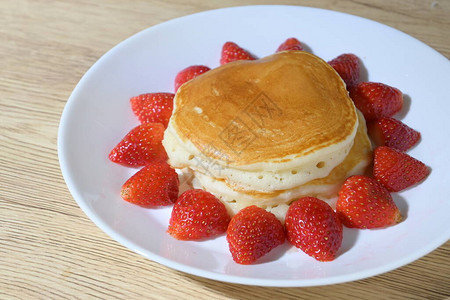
[163,51,372,219]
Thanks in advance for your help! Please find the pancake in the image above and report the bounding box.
[163,51,359,191]
[163,127,352,191]
[191,110,372,215]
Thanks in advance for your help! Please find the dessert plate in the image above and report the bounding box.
[58,5,450,287]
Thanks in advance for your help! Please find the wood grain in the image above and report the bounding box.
[1,0,449,299]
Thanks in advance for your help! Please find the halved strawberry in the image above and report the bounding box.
[226,205,285,265]
[168,189,230,240]
[337,175,402,229]
[373,146,430,192]
[328,53,360,88]
[174,65,211,92]
[108,123,167,167]
[349,82,403,121]
[130,93,174,128]
[121,162,179,207]
[220,42,256,65]
[368,117,421,152]
[285,197,343,261]
[276,37,303,52]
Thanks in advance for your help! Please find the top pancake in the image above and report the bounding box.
[169,51,357,167]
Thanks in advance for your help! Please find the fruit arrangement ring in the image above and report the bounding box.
[108,38,429,265]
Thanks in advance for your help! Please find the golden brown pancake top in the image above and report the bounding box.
[171,51,357,166]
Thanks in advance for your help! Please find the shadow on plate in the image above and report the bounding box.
[396,93,411,120]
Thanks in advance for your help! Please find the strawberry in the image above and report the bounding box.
[368,117,421,152]
[109,123,167,167]
[336,175,402,229]
[373,146,429,192]
[226,205,285,265]
[130,93,174,128]
[285,197,343,261]
[174,65,210,92]
[276,37,303,52]
[168,189,230,240]
[220,42,256,65]
[328,53,360,88]
[121,162,179,207]
[349,82,403,121]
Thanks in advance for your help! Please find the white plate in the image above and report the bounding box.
[58,5,450,287]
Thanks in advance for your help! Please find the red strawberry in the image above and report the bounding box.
[276,37,303,52]
[336,175,402,229]
[168,189,230,240]
[220,42,256,65]
[328,53,360,88]
[121,162,179,207]
[368,117,421,152]
[349,82,403,121]
[226,205,285,265]
[109,123,167,167]
[130,93,174,128]
[285,197,343,261]
[373,146,429,192]
[174,65,210,92]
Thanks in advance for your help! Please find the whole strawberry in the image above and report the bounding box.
[130,93,174,128]
[276,37,303,52]
[373,146,429,192]
[349,82,403,121]
[328,53,360,88]
[368,117,421,152]
[337,175,402,229]
[285,197,343,261]
[175,65,210,92]
[220,41,256,65]
[227,206,285,265]
[168,189,230,240]
[109,123,167,167]
[121,162,179,207]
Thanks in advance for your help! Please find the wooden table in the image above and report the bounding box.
[1,0,449,298]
